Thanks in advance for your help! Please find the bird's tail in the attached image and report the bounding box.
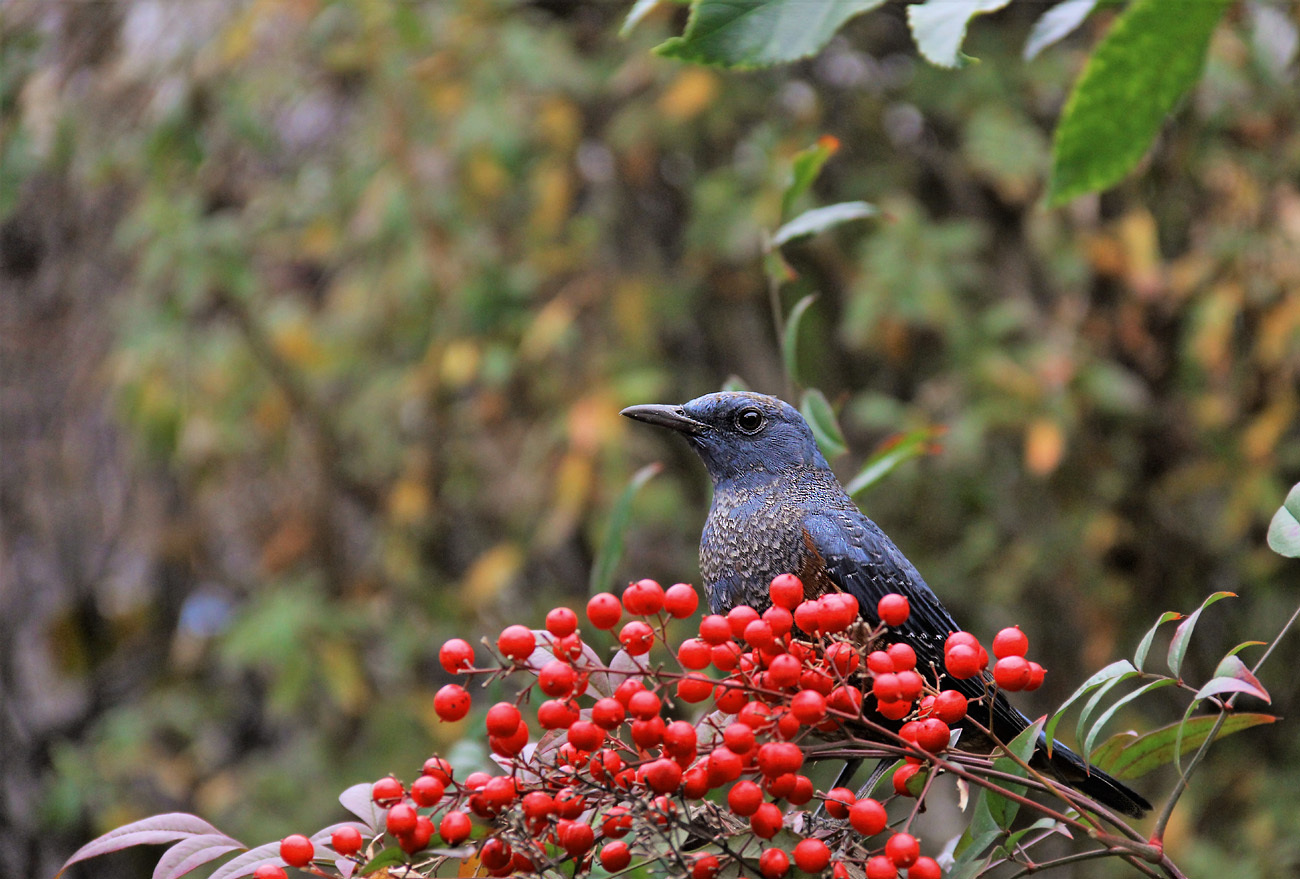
[1035,733,1152,819]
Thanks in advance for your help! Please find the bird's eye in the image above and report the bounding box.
[734,408,765,435]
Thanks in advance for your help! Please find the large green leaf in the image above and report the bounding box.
[1092,713,1276,780]
[907,0,1013,68]
[1081,678,1176,763]
[1044,659,1136,753]
[844,427,940,498]
[800,388,847,459]
[986,717,1045,829]
[781,294,818,388]
[1167,591,1235,678]
[1267,481,1300,557]
[655,0,887,69]
[1048,0,1233,204]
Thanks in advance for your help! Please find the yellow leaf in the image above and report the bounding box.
[657,68,719,121]
[519,296,576,361]
[529,161,573,237]
[460,543,523,608]
[388,477,431,525]
[440,340,480,388]
[536,96,581,151]
[271,319,323,368]
[538,451,593,547]
[1024,418,1065,476]
[466,153,508,201]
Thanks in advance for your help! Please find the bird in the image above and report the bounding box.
[621,390,1151,818]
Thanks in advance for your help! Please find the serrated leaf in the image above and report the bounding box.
[655,0,887,69]
[589,462,661,595]
[59,814,238,877]
[907,0,1013,68]
[782,136,839,217]
[781,294,817,387]
[844,427,940,497]
[338,782,382,831]
[771,201,877,247]
[1081,678,1176,762]
[800,389,847,459]
[1197,654,1270,704]
[1267,482,1300,557]
[1048,0,1233,203]
[207,842,283,879]
[1133,610,1183,671]
[1023,0,1098,61]
[1045,659,1135,752]
[153,835,244,879]
[1168,591,1235,678]
[1093,713,1276,780]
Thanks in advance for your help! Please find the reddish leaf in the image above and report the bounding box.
[153,835,244,879]
[338,782,381,831]
[59,814,234,877]
[207,842,284,879]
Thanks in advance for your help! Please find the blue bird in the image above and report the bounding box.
[622,391,1151,818]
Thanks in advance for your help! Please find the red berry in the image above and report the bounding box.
[763,606,794,638]
[872,672,902,702]
[497,624,535,662]
[677,673,715,702]
[992,625,1029,659]
[1026,660,1046,691]
[743,618,775,648]
[663,720,697,758]
[538,698,579,729]
[600,841,632,872]
[590,697,625,729]
[915,717,951,753]
[279,834,314,868]
[538,660,576,697]
[750,801,784,839]
[559,820,595,856]
[909,856,942,879]
[793,838,831,873]
[254,866,287,879]
[631,715,666,748]
[692,854,721,879]
[545,606,578,637]
[553,632,583,662]
[331,825,363,856]
[827,684,863,714]
[433,684,470,722]
[485,702,522,737]
[623,578,665,616]
[386,803,418,836]
[885,832,920,868]
[756,741,803,777]
[793,600,822,634]
[896,669,925,702]
[865,854,898,879]
[849,797,887,835]
[893,763,923,796]
[644,757,683,793]
[411,774,445,807]
[682,766,710,799]
[698,614,731,644]
[819,594,857,632]
[769,573,804,609]
[790,689,827,723]
[490,720,529,757]
[664,582,700,618]
[371,776,404,805]
[944,643,981,679]
[627,689,662,719]
[555,787,587,818]
[944,631,979,651]
[521,791,554,822]
[886,642,917,671]
[705,747,744,786]
[422,756,452,782]
[727,605,760,640]
[677,638,712,669]
[867,650,895,674]
[727,780,764,816]
[824,786,855,819]
[399,815,434,854]
[926,689,967,724]
[723,722,756,754]
[567,719,604,751]
[877,698,911,720]
[480,837,512,869]
[587,592,622,629]
[788,774,814,805]
[438,811,471,844]
[878,594,910,627]
[439,638,474,674]
[759,847,790,878]
[602,806,632,838]
[710,640,742,670]
[714,681,747,713]
[826,641,861,676]
[993,655,1032,691]
[619,620,654,655]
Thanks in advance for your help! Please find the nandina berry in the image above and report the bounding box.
[826,641,861,676]
[727,605,760,639]
[602,807,633,838]
[433,684,470,722]
[993,655,1032,691]
[944,643,981,679]
[623,578,665,615]
[480,837,512,870]
[664,582,700,618]
[699,614,731,644]
[793,599,822,634]
[438,810,471,845]
[769,573,804,609]
[896,669,925,702]
[567,719,604,751]
[1026,660,1046,690]
[714,681,747,713]
[827,684,863,714]
[738,700,774,730]
[422,756,452,782]
[849,796,887,835]
[711,640,742,671]
[280,834,314,868]
[482,775,517,809]
[692,854,721,879]
[462,771,489,791]
[766,653,801,688]
[590,697,625,729]
[490,720,529,757]
[644,757,683,793]
[762,605,794,637]
[992,625,1029,658]
[756,741,803,776]
[331,826,363,856]
[824,786,855,819]
[677,673,715,702]
[554,787,587,819]
[819,594,857,632]
[627,688,662,719]
[521,790,554,823]
[727,779,764,816]
[866,650,895,674]
[538,698,579,729]
[775,707,801,740]
[865,854,897,879]
[485,702,523,737]
[677,638,712,669]
[743,618,775,648]
[877,698,912,720]
[538,660,576,697]
[750,801,784,839]
[410,774,445,807]
[663,720,697,757]
[706,747,744,785]
[497,624,535,662]
[400,815,434,854]
[759,847,790,878]
[631,715,666,748]
[614,678,646,706]
[915,717,951,753]
[253,866,287,879]
[439,638,474,674]
[944,631,979,652]
[545,606,578,637]
[553,631,584,662]
[590,748,623,782]
[619,620,654,655]
[872,672,902,702]
[587,592,622,629]
[878,593,910,627]
[793,838,831,873]
[386,802,418,836]
[764,772,797,799]
[600,841,632,872]
[908,856,942,879]
[886,642,916,670]
[788,774,814,805]
[893,763,923,796]
[723,722,756,754]
[682,766,710,799]
[371,776,404,805]
[790,689,827,723]
[885,832,920,868]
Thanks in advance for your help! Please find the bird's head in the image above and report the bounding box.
[621,391,829,484]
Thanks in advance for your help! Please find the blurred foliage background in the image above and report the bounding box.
[2,1,1298,877]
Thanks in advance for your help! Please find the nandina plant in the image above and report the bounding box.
[60,568,1292,879]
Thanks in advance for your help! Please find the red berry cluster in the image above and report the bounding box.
[266,575,1051,878]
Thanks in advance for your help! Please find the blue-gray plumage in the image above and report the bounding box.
[622,391,1150,818]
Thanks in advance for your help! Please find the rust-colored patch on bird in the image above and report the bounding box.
[799,527,841,600]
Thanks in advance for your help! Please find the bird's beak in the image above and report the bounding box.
[620,403,709,436]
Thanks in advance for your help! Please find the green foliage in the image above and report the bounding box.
[908,0,1014,68]
[1268,482,1300,557]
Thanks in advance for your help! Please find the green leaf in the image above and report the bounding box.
[1092,713,1277,780]
[986,716,1046,829]
[1267,481,1300,557]
[1048,0,1233,204]
[844,427,940,497]
[1075,671,1138,749]
[589,463,661,595]
[1196,655,1270,704]
[1134,610,1183,671]
[721,375,750,392]
[655,0,887,69]
[1167,591,1236,678]
[771,201,878,247]
[359,846,409,875]
[621,0,667,37]
[1045,659,1136,753]
[1023,0,1098,61]
[781,294,818,388]
[800,388,847,459]
[782,137,838,218]
[907,0,1013,68]
[1081,678,1176,762]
